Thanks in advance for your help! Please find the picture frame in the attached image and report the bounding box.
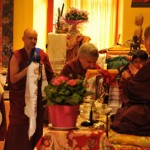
[131,0,150,7]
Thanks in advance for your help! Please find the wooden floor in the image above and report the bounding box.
[0,101,49,149]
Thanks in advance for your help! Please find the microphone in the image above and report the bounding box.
[81,99,98,127]
[81,75,102,127]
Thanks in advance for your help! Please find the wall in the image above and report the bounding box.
[13,0,150,51]
[121,0,150,45]
[13,0,47,51]
[13,0,33,50]
[33,0,48,50]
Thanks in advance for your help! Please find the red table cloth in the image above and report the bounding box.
[35,127,113,150]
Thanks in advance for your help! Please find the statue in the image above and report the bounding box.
[130,35,140,52]
[66,33,91,62]
[134,13,144,44]
[129,14,144,55]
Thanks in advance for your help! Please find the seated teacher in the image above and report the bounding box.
[110,25,150,136]
[60,43,101,79]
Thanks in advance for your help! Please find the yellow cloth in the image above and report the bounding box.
[85,69,100,79]
[109,129,150,147]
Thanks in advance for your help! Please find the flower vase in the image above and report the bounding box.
[63,18,86,35]
[48,104,79,129]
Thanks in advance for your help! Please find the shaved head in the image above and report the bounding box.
[23,28,37,38]
[22,28,38,51]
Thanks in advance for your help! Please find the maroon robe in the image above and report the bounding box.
[60,58,101,79]
[0,94,6,141]
[4,48,54,150]
[111,58,150,136]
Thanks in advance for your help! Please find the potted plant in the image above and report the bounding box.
[43,75,89,128]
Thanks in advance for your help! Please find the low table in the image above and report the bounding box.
[35,126,111,150]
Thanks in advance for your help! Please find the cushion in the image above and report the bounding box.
[109,129,150,147]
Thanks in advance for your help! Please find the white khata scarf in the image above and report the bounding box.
[24,62,48,139]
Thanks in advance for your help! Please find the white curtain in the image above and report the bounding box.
[64,0,118,50]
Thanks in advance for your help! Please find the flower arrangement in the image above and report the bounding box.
[63,7,89,26]
[43,76,89,105]
[65,7,88,21]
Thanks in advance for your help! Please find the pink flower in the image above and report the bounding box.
[44,75,88,105]
[67,79,77,86]
[51,76,68,86]
[51,78,61,86]
[57,76,68,82]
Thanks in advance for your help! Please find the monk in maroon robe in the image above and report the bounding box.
[4,28,54,150]
[61,43,101,79]
[0,94,6,141]
[111,26,150,136]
